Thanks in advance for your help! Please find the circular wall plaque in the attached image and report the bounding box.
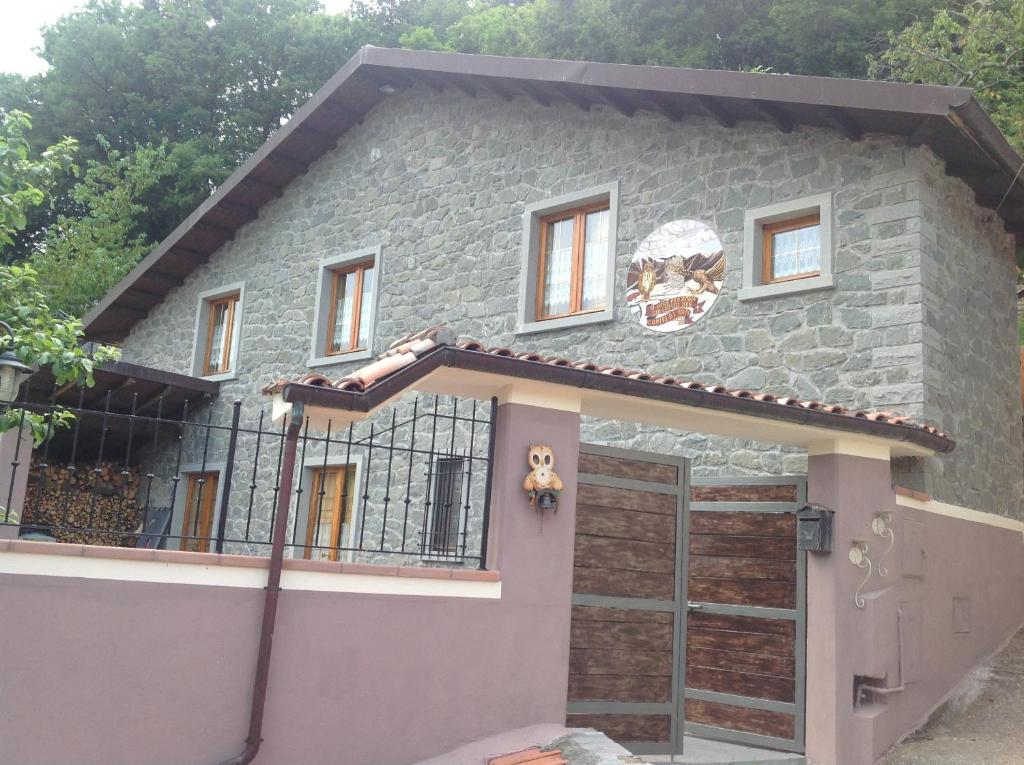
[626,219,726,332]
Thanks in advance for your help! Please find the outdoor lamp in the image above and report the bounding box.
[0,321,32,403]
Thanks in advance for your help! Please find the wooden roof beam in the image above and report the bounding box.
[693,95,735,128]
[642,92,684,122]
[194,219,234,240]
[907,117,937,147]
[514,81,553,107]
[828,108,862,141]
[597,89,636,117]
[136,385,174,414]
[412,70,448,92]
[753,102,794,133]
[476,77,516,101]
[85,377,137,408]
[552,83,592,112]
[145,271,184,287]
[124,285,165,301]
[239,175,284,198]
[217,200,260,222]
[266,152,308,174]
[444,73,479,98]
[170,245,207,261]
[110,304,148,319]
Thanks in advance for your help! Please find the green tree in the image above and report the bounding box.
[31,140,175,316]
[0,113,117,443]
[871,0,1024,153]
[2,0,359,260]
[0,111,76,250]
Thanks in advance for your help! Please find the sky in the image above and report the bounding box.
[0,0,355,76]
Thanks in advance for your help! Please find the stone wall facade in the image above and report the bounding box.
[118,84,1022,517]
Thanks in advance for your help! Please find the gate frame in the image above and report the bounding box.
[684,474,808,754]
[568,443,690,756]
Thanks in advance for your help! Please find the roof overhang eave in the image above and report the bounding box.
[271,346,953,457]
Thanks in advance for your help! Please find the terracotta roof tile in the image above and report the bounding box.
[262,325,948,441]
[487,748,566,765]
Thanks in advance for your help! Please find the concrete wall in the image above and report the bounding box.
[806,453,1024,765]
[114,84,1021,516]
[0,403,582,765]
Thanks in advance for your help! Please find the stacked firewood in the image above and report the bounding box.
[22,458,143,546]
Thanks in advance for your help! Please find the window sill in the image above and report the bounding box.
[516,308,614,336]
[199,370,238,383]
[307,349,374,369]
[737,274,834,302]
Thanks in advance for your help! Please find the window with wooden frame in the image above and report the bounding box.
[180,472,219,553]
[428,457,465,555]
[305,465,358,561]
[762,214,822,285]
[536,202,610,320]
[202,293,239,376]
[326,261,374,356]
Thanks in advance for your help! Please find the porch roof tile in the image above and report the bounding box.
[262,326,950,451]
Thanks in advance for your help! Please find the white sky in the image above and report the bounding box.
[1,0,355,76]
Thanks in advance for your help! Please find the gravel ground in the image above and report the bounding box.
[881,630,1024,765]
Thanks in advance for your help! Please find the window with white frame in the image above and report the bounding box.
[309,247,382,367]
[191,283,245,380]
[518,182,618,334]
[739,193,834,301]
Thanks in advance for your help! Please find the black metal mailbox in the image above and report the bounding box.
[797,504,834,552]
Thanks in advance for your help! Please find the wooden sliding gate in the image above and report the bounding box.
[685,476,806,753]
[565,446,806,756]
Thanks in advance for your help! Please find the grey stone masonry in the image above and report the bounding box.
[119,83,1023,518]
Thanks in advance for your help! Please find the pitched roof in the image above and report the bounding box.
[262,326,954,455]
[84,46,1024,342]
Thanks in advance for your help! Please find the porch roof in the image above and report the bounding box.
[263,327,952,457]
[22,360,219,417]
[18,361,219,462]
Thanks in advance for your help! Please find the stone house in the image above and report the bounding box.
[4,47,1024,765]
[83,47,1023,519]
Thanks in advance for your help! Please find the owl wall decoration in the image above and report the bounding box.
[523,445,564,513]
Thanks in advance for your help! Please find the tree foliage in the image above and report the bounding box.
[0,113,118,441]
[0,111,76,251]
[871,0,1024,152]
[31,140,175,317]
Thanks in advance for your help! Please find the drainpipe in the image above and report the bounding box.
[218,403,304,765]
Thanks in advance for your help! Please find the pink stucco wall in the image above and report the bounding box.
[806,453,1024,765]
[0,403,581,765]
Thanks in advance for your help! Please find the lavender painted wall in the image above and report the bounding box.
[0,403,581,765]
[806,453,1024,765]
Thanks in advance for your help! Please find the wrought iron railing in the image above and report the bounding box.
[1,390,496,568]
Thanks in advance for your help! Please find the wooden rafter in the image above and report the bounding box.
[597,89,636,117]
[753,102,793,133]
[828,108,862,141]
[693,95,735,128]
